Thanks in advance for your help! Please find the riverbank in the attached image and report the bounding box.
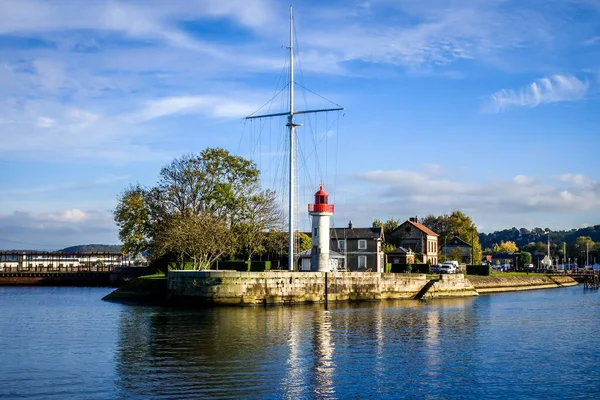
[468,274,578,293]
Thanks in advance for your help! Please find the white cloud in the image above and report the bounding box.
[46,208,88,223]
[0,209,118,250]
[37,116,56,128]
[0,175,130,196]
[0,0,276,50]
[358,166,600,218]
[555,173,595,188]
[486,74,589,112]
[514,175,535,185]
[132,95,260,122]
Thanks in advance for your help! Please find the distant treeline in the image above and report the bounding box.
[479,225,600,249]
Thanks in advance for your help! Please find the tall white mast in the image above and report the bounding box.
[287,5,296,272]
[246,6,343,272]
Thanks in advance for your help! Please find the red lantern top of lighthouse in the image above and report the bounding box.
[308,185,334,213]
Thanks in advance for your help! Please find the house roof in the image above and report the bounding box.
[387,246,414,255]
[441,235,472,248]
[331,227,383,240]
[395,220,439,236]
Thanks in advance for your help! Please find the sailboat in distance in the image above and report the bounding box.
[245,6,343,271]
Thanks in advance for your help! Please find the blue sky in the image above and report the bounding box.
[0,0,599,249]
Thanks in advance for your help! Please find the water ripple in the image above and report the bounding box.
[1,286,599,399]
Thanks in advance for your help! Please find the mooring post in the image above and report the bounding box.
[324,272,328,309]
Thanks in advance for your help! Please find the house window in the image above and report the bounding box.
[358,240,367,250]
[314,227,319,237]
[358,256,367,269]
[338,239,345,250]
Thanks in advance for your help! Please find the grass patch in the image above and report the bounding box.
[139,273,165,279]
[467,272,546,277]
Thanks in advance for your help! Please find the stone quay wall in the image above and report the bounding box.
[168,271,478,305]
[468,275,578,293]
[428,274,479,298]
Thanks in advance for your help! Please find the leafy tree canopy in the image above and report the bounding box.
[493,240,519,254]
[422,210,482,264]
[114,148,280,271]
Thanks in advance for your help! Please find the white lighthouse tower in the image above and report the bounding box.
[308,186,334,272]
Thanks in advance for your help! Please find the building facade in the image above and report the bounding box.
[391,217,439,264]
[440,236,472,264]
[330,221,385,272]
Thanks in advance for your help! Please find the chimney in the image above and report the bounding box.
[409,216,418,223]
[348,220,353,229]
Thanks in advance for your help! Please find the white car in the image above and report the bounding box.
[439,262,457,274]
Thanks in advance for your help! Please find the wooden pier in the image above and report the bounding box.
[582,271,600,289]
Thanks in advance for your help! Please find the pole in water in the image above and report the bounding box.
[324,272,329,309]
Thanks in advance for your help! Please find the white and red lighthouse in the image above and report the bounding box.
[308,186,334,272]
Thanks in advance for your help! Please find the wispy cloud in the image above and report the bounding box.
[0,175,130,196]
[485,74,589,113]
[358,166,600,217]
[583,36,600,46]
[132,95,261,122]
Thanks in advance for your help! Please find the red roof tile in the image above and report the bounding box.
[407,220,439,236]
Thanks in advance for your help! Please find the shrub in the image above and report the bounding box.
[389,263,429,273]
[466,264,491,276]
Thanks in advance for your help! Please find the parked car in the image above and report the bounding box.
[524,264,534,270]
[440,261,458,274]
[431,264,442,273]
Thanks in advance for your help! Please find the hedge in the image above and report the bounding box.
[466,264,491,276]
[389,263,429,273]
[216,261,271,272]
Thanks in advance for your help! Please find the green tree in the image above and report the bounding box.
[114,148,276,271]
[422,210,482,264]
[297,232,312,253]
[153,213,234,270]
[234,189,281,265]
[382,242,395,253]
[373,217,401,245]
[519,251,532,267]
[114,184,150,256]
[493,240,519,254]
[575,236,594,251]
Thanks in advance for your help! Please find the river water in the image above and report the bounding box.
[0,285,598,399]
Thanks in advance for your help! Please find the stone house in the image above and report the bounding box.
[391,217,439,264]
[386,247,415,265]
[440,235,472,263]
[330,221,385,272]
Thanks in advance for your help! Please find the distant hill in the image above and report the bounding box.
[59,244,123,253]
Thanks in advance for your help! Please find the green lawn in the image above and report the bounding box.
[466,272,545,277]
[139,273,166,279]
